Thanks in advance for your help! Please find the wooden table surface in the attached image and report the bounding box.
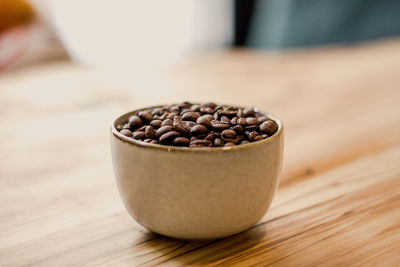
[1,39,400,266]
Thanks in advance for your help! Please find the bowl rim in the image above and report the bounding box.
[111,104,283,152]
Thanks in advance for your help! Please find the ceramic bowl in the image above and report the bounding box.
[111,107,284,240]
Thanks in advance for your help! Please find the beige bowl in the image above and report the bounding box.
[111,108,284,240]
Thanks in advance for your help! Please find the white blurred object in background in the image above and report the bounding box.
[51,0,233,70]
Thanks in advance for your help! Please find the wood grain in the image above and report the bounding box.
[1,39,400,266]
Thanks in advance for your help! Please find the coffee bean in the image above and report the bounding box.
[211,120,230,131]
[221,116,231,123]
[232,125,244,134]
[224,106,235,111]
[166,112,178,119]
[218,110,237,118]
[159,131,180,144]
[246,117,259,126]
[145,126,155,139]
[254,135,263,141]
[196,115,212,128]
[190,139,212,147]
[150,119,162,129]
[237,118,247,127]
[156,125,173,138]
[211,131,221,138]
[213,138,223,147]
[116,124,124,131]
[136,125,147,131]
[262,134,269,139]
[191,136,198,141]
[237,109,244,118]
[182,112,200,121]
[243,108,255,117]
[204,133,215,141]
[180,109,191,115]
[161,119,173,127]
[224,142,235,147]
[231,117,238,125]
[150,140,159,144]
[144,138,152,143]
[190,125,208,135]
[152,108,163,116]
[200,107,214,114]
[173,116,190,134]
[222,129,237,139]
[133,131,145,140]
[258,116,269,123]
[190,104,201,112]
[260,120,278,135]
[128,115,143,130]
[173,137,190,146]
[120,129,132,137]
[184,121,196,128]
[202,102,217,109]
[241,140,249,145]
[159,113,168,120]
[245,125,259,131]
[138,111,153,123]
[248,131,259,142]
[178,101,192,109]
[122,123,130,130]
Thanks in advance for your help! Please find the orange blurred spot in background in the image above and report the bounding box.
[0,0,35,34]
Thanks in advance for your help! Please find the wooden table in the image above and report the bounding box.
[1,39,400,266]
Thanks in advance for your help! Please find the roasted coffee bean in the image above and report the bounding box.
[222,129,237,139]
[182,112,200,121]
[138,111,153,123]
[237,118,247,127]
[128,115,143,130]
[118,102,278,147]
[145,126,155,139]
[213,138,223,147]
[173,137,190,146]
[248,131,259,142]
[243,108,255,117]
[190,125,208,135]
[190,139,212,147]
[159,131,180,144]
[211,120,230,131]
[155,125,173,138]
[260,120,278,135]
[161,119,173,127]
[120,129,132,137]
[173,116,190,134]
[196,115,212,128]
[150,119,162,129]
[133,131,145,140]
[152,108,163,116]
[204,133,215,141]
[245,125,259,131]
[221,116,231,123]
[224,142,235,147]
[246,117,259,126]
[200,107,214,114]
[232,125,244,134]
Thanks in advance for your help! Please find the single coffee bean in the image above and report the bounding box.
[159,113,168,120]
[145,126,155,139]
[190,125,208,135]
[166,112,178,119]
[218,110,237,118]
[150,140,159,144]
[159,131,180,144]
[232,125,244,134]
[202,102,217,109]
[241,140,250,145]
[122,123,130,130]
[231,117,238,125]
[138,111,153,123]
[204,133,215,141]
[248,131,259,142]
[180,109,191,115]
[260,120,278,135]
[237,118,247,127]
[237,109,244,118]
[262,134,269,139]
[224,106,235,111]
[133,131,145,140]
[200,107,214,114]
[120,129,133,137]
[173,116,190,134]
[182,111,200,121]
[222,129,237,139]
[221,116,231,123]
[152,108,163,116]
[128,115,143,130]
[191,136,198,141]
[178,101,192,109]
[258,116,269,123]
[190,104,201,112]
[254,135,263,141]
[173,137,190,146]
[184,121,196,128]
[136,125,147,131]
[211,120,230,131]
[246,117,259,126]
[150,119,162,129]
[245,125,259,131]
[243,108,255,117]
[224,142,235,147]
[155,125,173,138]
[213,138,223,147]
[196,116,212,128]
[190,139,212,147]
[203,114,214,120]
[144,138,152,143]
[161,119,173,127]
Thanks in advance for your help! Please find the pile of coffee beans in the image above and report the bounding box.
[116,102,278,147]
